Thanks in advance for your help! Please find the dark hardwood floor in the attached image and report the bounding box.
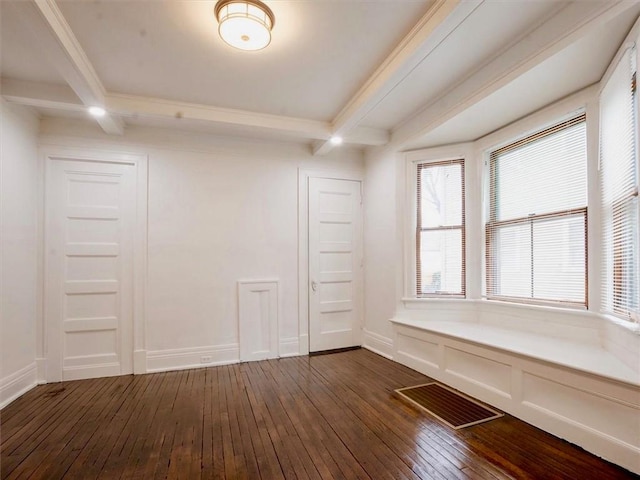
[1,349,637,479]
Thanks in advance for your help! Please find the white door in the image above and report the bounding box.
[308,177,362,352]
[45,158,135,382]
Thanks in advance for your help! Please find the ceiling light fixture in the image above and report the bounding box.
[215,0,275,51]
[330,135,343,146]
[88,106,106,117]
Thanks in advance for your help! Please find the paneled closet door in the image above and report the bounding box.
[46,157,136,382]
[308,177,363,353]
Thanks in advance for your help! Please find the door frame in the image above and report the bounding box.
[42,146,148,382]
[297,168,364,355]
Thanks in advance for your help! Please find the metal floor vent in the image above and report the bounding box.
[395,382,504,429]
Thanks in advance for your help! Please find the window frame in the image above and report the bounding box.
[415,158,466,298]
[485,114,588,308]
[599,45,640,323]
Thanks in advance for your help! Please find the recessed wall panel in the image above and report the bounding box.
[66,292,117,319]
[445,347,511,395]
[523,373,640,447]
[319,191,351,213]
[68,179,120,207]
[67,218,118,243]
[66,255,118,281]
[396,333,439,368]
[65,330,117,357]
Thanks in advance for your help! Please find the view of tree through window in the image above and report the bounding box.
[416,160,465,296]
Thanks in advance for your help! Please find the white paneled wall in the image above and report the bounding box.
[37,118,364,374]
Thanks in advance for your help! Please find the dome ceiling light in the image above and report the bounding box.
[215,0,275,51]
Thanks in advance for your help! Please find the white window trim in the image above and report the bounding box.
[403,144,474,300]
[482,113,589,308]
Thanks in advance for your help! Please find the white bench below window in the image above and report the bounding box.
[388,301,640,475]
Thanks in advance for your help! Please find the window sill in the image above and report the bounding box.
[402,296,470,305]
[402,296,595,320]
[600,313,640,335]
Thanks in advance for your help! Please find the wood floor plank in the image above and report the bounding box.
[118,371,169,479]
[1,349,637,480]
[259,360,345,480]
[260,361,360,480]
[318,350,518,480]
[1,380,89,457]
[310,352,491,479]
[281,359,416,480]
[3,377,121,479]
[241,365,280,478]
[313,374,462,478]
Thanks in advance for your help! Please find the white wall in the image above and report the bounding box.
[39,118,364,371]
[0,101,40,407]
[362,147,401,355]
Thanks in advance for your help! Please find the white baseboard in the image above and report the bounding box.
[1,363,38,409]
[298,333,309,356]
[279,337,300,358]
[146,344,239,373]
[362,329,394,359]
[36,358,46,384]
[133,350,147,374]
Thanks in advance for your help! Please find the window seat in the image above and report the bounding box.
[390,317,639,386]
[388,309,640,474]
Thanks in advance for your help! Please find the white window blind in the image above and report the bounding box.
[486,115,587,306]
[600,46,639,322]
[416,160,465,296]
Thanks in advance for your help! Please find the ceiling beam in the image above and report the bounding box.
[107,93,328,139]
[391,0,637,148]
[105,93,389,146]
[1,78,84,112]
[8,0,124,135]
[0,79,388,146]
[312,0,484,156]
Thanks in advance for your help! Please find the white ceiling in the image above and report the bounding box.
[406,6,640,150]
[55,0,431,121]
[1,0,639,153]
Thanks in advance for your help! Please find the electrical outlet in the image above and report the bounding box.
[200,356,213,364]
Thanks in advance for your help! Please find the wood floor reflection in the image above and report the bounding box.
[1,349,636,479]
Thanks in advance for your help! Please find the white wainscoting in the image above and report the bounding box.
[1,363,38,409]
[146,344,240,373]
[238,279,279,362]
[391,319,640,475]
[362,328,394,359]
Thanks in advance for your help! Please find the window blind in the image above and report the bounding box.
[486,115,587,306]
[416,160,465,296]
[600,46,639,322]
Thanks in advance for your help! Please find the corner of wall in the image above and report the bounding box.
[0,363,38,410]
